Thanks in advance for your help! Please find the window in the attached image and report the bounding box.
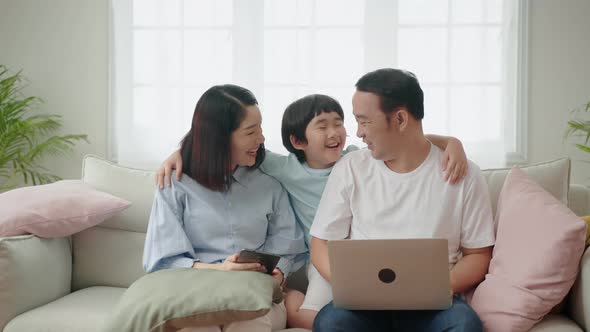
[110,0,528,169]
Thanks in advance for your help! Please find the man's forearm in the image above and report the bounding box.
[310,236,332,282]
[450,250,491,294]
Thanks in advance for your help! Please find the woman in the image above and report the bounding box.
[143,84,307,331]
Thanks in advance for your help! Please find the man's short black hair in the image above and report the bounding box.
[281,94,344,163]
[355,68,424,120]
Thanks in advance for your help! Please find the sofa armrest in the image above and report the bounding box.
[0,235,72,330]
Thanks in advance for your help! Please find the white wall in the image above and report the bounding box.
[528,0,590,185]
[1,0,590,184]
[0,0,109,183]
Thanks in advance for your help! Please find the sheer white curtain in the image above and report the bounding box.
[110,0,527,169]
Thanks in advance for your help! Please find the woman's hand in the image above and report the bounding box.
[441,138,468,184]
[218,254,267,272]
[192,254,269,273]
[156,149,183,189]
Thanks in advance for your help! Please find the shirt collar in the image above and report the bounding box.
[232,167,250,187]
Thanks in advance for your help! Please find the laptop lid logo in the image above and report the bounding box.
[378,268,396,283]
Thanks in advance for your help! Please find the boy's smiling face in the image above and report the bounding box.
[291,111,347,169]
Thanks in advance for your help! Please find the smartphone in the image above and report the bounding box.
[236,249,281,275]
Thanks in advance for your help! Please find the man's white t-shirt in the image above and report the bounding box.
[309,144,495,268]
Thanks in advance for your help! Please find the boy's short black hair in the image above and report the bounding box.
[281,94,344,163]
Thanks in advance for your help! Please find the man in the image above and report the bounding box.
[310,68,495,331]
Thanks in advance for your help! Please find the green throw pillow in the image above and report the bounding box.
[102,268,283,332]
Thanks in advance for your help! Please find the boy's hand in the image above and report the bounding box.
[156,149,183,189]
[271,268,285,286]
[441,138,468,184]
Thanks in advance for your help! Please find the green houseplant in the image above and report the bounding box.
[566,102,590,154]
[0,65,88,191]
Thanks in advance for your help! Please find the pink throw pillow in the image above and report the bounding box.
[470,167,586,331]
[0,180,131,238]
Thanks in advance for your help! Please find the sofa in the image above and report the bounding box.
[1,154,590,332]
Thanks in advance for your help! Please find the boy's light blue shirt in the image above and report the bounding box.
[260,145,359,248]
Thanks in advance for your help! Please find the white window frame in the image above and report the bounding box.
[108,0,529,168]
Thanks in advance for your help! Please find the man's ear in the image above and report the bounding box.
[396,109,410,131]
[290,135,307,150]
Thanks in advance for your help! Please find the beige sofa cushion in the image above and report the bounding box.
[481,158,570,217]
[74,155,155,289]
[81,155,156,234]
[0,235,71,330]
[3,286,125,332]
[72,227,146,290]
[529,314,583,331]
[569,184,590,217]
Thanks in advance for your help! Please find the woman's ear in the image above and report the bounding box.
[290,135,307,151]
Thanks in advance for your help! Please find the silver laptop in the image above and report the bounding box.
[328,239,452,310]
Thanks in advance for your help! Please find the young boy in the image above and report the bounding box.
[156,94,468,329]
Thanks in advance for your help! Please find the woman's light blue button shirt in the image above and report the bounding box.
[143,167,307,275]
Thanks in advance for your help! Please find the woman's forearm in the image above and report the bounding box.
[192,262,219,270]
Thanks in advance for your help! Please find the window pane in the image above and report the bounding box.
[316,0,364,26]
[264,30,312,84]
[485,0,503,23]
[183,0,233,27]
[261,86,313,153]
[422,86,448,135]
[398,0,449,25]
[315,29,363,86]
[134,30,182,85]
[450,27,483,83]
[265,0,297,26]
[182,87,208,126]
[265,0,312,26]
[451,0,483,24]
[449,86,483,142]
[133,87,181,129]
[131,88,184,167]
[482,86,502,140]
[183,30,233,85]
[398,28,447,83]
[133,0,181,26]
[484,27,502,82]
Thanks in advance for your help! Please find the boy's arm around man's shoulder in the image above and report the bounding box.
[259,149,290,177]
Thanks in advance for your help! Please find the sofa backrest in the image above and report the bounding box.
[74,155,154,290]
[74,155,582,289]
[480,158,570,216]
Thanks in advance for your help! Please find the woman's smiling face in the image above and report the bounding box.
[230,105,265,169]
